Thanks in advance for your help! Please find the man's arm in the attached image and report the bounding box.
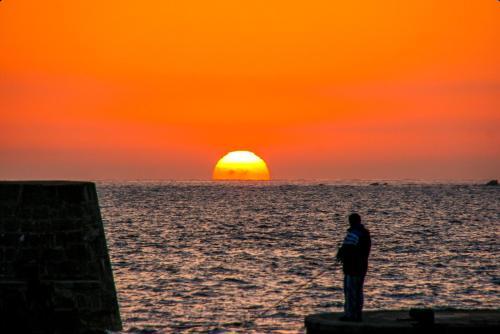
[336,246,345,263]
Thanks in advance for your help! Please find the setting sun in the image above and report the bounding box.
[213,151,270,181]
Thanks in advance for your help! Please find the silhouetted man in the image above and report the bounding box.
[336,213,371,322]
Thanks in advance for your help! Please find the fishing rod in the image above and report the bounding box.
[203,262,339,333]
[207,262,340,332]
[243,262,339,326]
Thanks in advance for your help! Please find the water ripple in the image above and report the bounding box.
[98,181,500,333]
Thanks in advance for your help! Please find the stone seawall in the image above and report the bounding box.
[305,310,500,334]
[0,181,122,333]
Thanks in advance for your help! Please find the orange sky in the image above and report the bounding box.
[1,1,499,180]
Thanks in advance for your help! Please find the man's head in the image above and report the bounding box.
[348,213,361,227]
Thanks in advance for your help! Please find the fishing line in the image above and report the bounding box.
[208,262,340,332]
[248,264,338,323]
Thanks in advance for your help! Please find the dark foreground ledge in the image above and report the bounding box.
[305,310,500,334]
[0,181,122,333]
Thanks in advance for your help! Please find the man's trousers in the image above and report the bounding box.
[343,274,365,320]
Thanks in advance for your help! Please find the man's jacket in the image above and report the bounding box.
[336,223,371,276]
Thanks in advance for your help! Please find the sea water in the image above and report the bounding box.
[97,181,499,333]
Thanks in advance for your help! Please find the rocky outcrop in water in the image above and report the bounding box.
[485,180,498,186]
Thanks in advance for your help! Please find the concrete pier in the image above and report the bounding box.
[0,181,121,333]
[305,310,500,334]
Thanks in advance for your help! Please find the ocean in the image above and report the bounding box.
[97,181,499,333]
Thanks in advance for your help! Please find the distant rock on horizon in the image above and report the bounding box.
[485,179,498,186]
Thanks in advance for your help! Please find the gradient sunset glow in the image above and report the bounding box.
[1,1,499,180]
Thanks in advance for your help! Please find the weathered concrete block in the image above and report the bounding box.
[305,310,500,334]
[0,181,122,333]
